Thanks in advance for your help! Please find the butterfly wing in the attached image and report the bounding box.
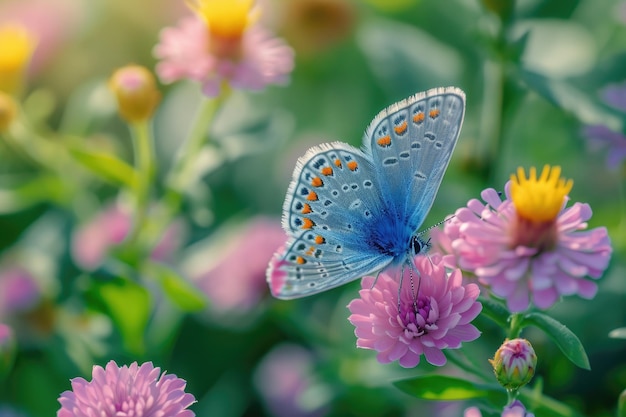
[268,142,395,299]
[364,87,465,232]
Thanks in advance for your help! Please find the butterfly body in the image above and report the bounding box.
[268,87,466,299]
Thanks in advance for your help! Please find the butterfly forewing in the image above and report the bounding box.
[365,87,465,231]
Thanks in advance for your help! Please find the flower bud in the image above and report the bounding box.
[0,91,17,133]
[489,338,537,390]
[0,324,16,378]
[108,65,160,123]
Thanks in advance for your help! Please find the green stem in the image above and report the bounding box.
[167,90,229,193]
[478,58,505,180]
[127,120,155,246]
[507,313,524,339]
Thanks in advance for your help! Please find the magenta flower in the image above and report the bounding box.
[57,360,196,417]
[347,255,482,368]
[72,203,184,270]
[433,166,612,312]
[154,0,294,97]
[189,217,285,313]
[582,82,626,169]
[490,338,536,390]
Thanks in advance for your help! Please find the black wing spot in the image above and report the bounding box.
[411,142,421,149]
[300,187,309,195]
[383,157,398,165]
[363,180,373,188]
[324,199,333,206]
[399,151,410,159]
[295,202,303,210]
[332,190,339,196]
[415,171,426,179]
[351,183,358,190]
[424,132,436,141]
[434,142,443,149]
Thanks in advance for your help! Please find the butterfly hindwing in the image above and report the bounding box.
[364,87,465,231]
[272,142,394,298]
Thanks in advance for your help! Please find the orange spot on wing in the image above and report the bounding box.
[296,256,306,264]
[394,121,408,135]
[334,159,342,168]
[413,112,425,123]
[306,246,315,256]
[377,135,391,147]
[306,191,318,201]
[302,218,315,229]
[301,203,312,214]
[311,177,323,187]
[315,235,325,244]
[429,108,440,119]
[347,161,358,171]
[321,166,333,176]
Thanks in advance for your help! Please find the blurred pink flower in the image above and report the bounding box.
[254,344,329,417]
[154,0,294,97]
[347,255,482,368]
[193,217,285,313]
[57,360,196,417]
[582,83,626,169]
[0,266,40,318]
[432,167,612,312]
[72,203,184,270]
[464,400,535,417]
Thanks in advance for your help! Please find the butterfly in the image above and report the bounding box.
[267,87,465,299]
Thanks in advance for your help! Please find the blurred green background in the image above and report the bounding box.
[0,0,625,416]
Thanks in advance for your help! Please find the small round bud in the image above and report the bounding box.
[489,338,537,390]
[0,91,17,133]
[108,65,161,123]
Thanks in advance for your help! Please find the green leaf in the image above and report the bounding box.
[478,296,510,328]
[0,174,70,213]
[393,375,493,400]
[609,327,626,339]
[94,278,150,355]
[148,263,207,312]
[518,69,624,132]
[523,312,590,370]
[69,146,138,190]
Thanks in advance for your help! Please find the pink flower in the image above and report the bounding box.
[0,266,40,318]
[57,360,196,417]
[464,401,534,417]
[433,166,612,312]
[190,217,285,313]
[582,83,626,169]
[347,255,482,368]
[72,203,184,270]
[154,0,294,97]
[254,344,329,417]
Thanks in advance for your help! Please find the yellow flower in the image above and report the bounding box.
[109,65,161,124]
[0,24,37,96]
[509,165,573,250]
[0,91,18,133]
[187,0,258,58]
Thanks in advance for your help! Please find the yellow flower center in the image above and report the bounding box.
[510,165,573,222]
[508,165,573,251]
[188,0,258,40]
[0,24,37,95]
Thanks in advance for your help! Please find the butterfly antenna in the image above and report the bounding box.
[397,265,405,312]
[409,267,418,311]
[418,215,456,238]
[370,269,383,290]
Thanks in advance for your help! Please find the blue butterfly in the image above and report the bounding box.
[267,87,465,299]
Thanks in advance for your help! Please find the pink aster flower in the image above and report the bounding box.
[154,0,294,97]
[347,255,482,368]
[433,166,612,312]
[582,83,626,169]
[57,360,196,417]
[0,266,40,318]
[188,217,285,313]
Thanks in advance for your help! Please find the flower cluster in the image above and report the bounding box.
[347,255,482,368]
[433,166,612,312]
